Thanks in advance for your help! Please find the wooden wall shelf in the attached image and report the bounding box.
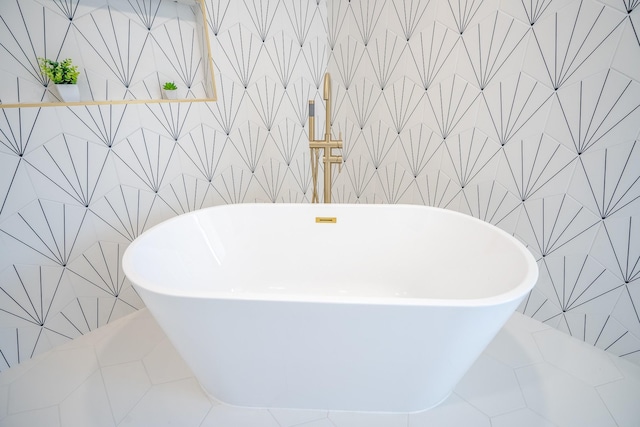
[0,0,216,109]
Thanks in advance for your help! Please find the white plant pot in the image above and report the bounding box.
[163,89,178,100]
[55,84,80,103]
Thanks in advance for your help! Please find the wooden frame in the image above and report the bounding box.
[0,0,217,109]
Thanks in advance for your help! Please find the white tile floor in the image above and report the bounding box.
[1,309,639,427]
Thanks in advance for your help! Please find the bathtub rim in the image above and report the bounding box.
[123,203,539,308]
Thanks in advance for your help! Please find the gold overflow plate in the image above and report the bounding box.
[315,217,337,223]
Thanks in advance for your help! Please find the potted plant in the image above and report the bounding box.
[163,81,178,100]
[38,57,80,102]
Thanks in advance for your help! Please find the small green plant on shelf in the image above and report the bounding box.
[163,81,178,90]
[38,57,80,84]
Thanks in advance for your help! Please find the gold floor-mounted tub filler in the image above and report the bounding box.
[309,73,343,203]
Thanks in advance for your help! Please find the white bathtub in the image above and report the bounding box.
[123,203,538,413]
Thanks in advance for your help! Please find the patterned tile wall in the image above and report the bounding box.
[326,0,640,364]
[0,0,638,373]
[0,0,326,369]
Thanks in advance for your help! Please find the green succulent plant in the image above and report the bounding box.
[38,57,79,84]
[163,81,178,90]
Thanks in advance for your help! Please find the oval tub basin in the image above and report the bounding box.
[123,203,538,413]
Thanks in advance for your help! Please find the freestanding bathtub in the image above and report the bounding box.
[122,203,538,413]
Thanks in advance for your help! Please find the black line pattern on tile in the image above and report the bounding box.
[179,124,226,183]
[460,181,522,228]
[383,77,423,134]
[0,201,88,267]
[519,0,553,26]
[624,0,640,12]
[350,0,386,46]
[327,0,349,51]
[345,156,376,200]
[0,157,21,220]
[242,0,280,42]
[578,141,640,219]
[265,33,301,89]
[333,37,366,90]
[0,265,65,328]
[600,318,639,357]
[230,123,269,173]
[60,298,90,335]
[90,186,158,241]
[521,195,600,258]
[377,163,412,204]
[442,128,500,189]
[217,24,263,88]
[256,159,286,202]
[348,78,381,130]
[24,135,110,207]
[204,76,245,136]
[330,84,347,127]
[159,174,214,214]
[408,23,459,91]
[391,0,431,41]
[445,0,484,34]
[74,7,150,88]
[67,242,134,303]
[519,288,553,323]
[204,0,230,35]
[0,341,11,369]
[364,122,397,170]
[302,37,327,90]
[531,1,625,90]
[425,75,480,140]
[286,77,314,127]
[112,130,177,193]
[367,31,406,90]
[247,76,286,131]
[144,102,193,141]
[399,124,441,178]
[291,151,311,196]
[283,0,317,47]
[331,183,349,204]
[0,108,42,215]
[0,1,71,87]
[461,12,529,90]
[274,119,303,166]
[152,19,202,90]
[555,70,640,154]
[278,188,306,203]
[543,255,623,314]
[416,170,460,208]
[126,0,161,30]
[629,13,640,52]
[502,134,576,201]
[602,217,640,285]
[59,296,128,335]
[65,105,128,148]
[549,301,639,358]
[212,165,252,204]
[481,73,553,146]
[520,0,552,26]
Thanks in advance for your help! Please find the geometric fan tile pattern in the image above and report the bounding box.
[0,0,639,384]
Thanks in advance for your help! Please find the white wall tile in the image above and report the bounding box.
[0,0,638,403]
